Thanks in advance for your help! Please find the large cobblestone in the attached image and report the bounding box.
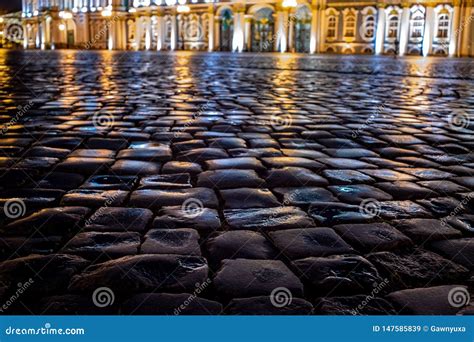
[0,51,473,315]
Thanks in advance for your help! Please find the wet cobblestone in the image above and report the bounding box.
[0,50,473,314]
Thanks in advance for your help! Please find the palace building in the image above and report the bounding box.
[20,0,473,56]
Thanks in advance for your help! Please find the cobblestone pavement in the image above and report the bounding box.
[0,50,473,315]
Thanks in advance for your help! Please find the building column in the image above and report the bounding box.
[170,11,177,51]
[232,5,244,52]
[422,3,435,56]
[134,16,142,50]
[398,4,410,56]
[375,4,386,54]
[318,5,326,52]
[41,19,48,49]
[50,20,56,49]
[275,7,288,52]
[208,5,214,52]
[156,13,164,51]
[23,23,28,48]
[310,3,319,53]
[120,18,127,50]
[239,10,245,51]
[214,17,220,50]
[108,18,114,50]
[40,21,46,49]
[137,14,152,51]
[459,1,473,56]
[288,9,295,52]
[114,17,126,50]
[244,15,252,51]
[36,22,42,49]
[449,0,461,56]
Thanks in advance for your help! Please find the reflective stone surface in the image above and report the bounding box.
[0,50,473,315]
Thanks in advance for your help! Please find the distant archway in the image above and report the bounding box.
[294,5,311,53]
[251,7,274,52]
[218,8,233,51]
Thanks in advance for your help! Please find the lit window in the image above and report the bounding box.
[410,10,425,38]
[388,16,399,38]
[327,16,336,38]
[363,15,375,39]
[437,13,449,38]
[344,15,356,37]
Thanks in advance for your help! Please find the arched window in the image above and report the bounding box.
[361,7,376,41]
[410,9,425,39]
[344,15,356,37]
[327,16,337,38]
[437,13,450,38]
[387,15,399,38]
[363,15,375,39]
[134,0,151,7]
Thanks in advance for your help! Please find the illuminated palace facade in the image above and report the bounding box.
[22,0,473,56]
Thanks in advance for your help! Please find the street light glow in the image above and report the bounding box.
[177,5,190,13]
[282,0,297,8]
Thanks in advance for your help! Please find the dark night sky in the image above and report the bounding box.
[0,0,21,13]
